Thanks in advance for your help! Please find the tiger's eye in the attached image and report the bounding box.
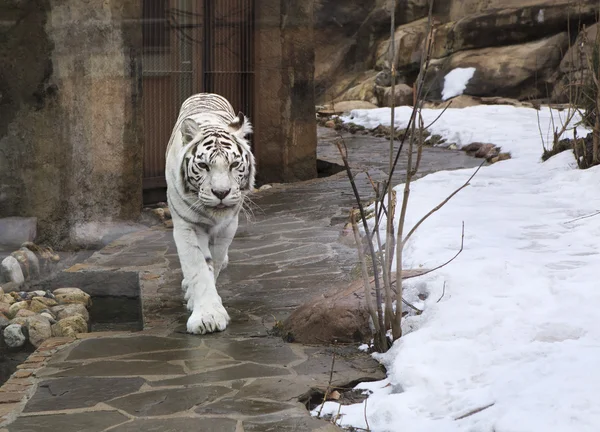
[198,162,209,171]
[230,161,240,170]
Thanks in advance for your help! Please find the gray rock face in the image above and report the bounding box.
[0,217,37,248]
[4,323,27,348]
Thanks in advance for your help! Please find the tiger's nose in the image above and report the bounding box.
[212,189,231,200]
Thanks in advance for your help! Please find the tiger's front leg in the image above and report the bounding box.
[172,219,230,334]
[210,217,238,280]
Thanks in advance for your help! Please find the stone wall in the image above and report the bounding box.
[0,0,142,248]
[254,0,318,183]
[315,0,600,105]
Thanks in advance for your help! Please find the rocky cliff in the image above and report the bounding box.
[314,0,598,106]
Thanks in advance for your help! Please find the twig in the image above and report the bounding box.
[336,138,388,351]
[351,212,381,334]
[454,402,495,420]
[424,100,453,129]
[564,210,600,224]
[317,351,337,418]
[364,394,370,431]
[403,161,484,247]
[436,281,446,303]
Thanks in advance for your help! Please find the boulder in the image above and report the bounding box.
[15,309,35,318]
[3,323,27,348]
[7,301,29,319]
[53,287,91,307]
[434,2,599,59]
[374,18,428,73]
[1,256,24,286]
[51,303,90,322]
[0,313,9,330]
[51,315,88,338]
[425,32,569,100]
[1,293,16,305]
[283,279,371,345]
[27,315,52,348]
[0,302,9,315]
[335,74,379,105]
[11,247,40,280]
[375,83,414,107]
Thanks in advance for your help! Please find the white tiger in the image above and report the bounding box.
[165,93,255,334]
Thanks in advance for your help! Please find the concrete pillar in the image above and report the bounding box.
[254,1,318,184]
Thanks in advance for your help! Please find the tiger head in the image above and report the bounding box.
[179,113,255,213]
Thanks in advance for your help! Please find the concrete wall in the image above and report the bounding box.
[254,0,318,184]
[0,0,143,247]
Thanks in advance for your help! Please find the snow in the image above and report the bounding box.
[315,105,600,432]
[441,67,476,100]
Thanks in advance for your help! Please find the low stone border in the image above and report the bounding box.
[0,331,130,427]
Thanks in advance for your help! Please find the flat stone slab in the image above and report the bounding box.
[150,363,292,387]
[203,338,300,365]
[243,415,340,431]
[47,360,185,377]
[108,418,238,432]
[6,411,128,432]
[195,398,297,416]
[23,377,145,412]
[107,386,232,416]
[65,335,203,361]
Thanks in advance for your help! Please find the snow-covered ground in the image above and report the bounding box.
[313,105,600,432]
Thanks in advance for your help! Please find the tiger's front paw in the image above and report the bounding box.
[186,300,230,334]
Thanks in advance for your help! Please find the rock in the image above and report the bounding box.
[30,290,47,298]
[374,18,428,73]
[423,95,482,109]
[2,294,16,305]
[9,317,28,327]
[375,83,414,107]
[0,217,37,248]
[27,315,52,348]
[15,309,35,318]
[151,208,166,221]
[324,120,335,128]
[433,2,599,59]
[11,247,40,280]
[3,323,27,348]
[30,296,58,311]
[7,301,29,319]
[51,315,88,338]
[258,184,273,191]
[374,69,404,87]
[40,312,57,324]
[320,100,378,114]
[0,313,9,330]
[1,256,24,286]
[0,286,3,296]
[53,288,91,307]
[163,219,173,229]
[51,303,90,322]
[283,279,372,345]
[425,33,569,100]
[335,73,379,105]
[0,302,9,315]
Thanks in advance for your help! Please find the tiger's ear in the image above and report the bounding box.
[228,112,253,139]
[181,118,201,144]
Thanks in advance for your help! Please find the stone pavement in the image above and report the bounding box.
[0,128,481,431]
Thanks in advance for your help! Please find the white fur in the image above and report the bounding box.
[165,94,255,335]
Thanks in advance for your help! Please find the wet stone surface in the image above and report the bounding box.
[3,128,481,431]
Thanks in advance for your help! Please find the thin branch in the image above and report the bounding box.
[437,281,447,303]
[336,139,388,351]
[403,161,484,247]
[351,212,381,333]
[317,351,337,418]
[424,100,453,130]
[564,210,600,224]
[454,402,495,420]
